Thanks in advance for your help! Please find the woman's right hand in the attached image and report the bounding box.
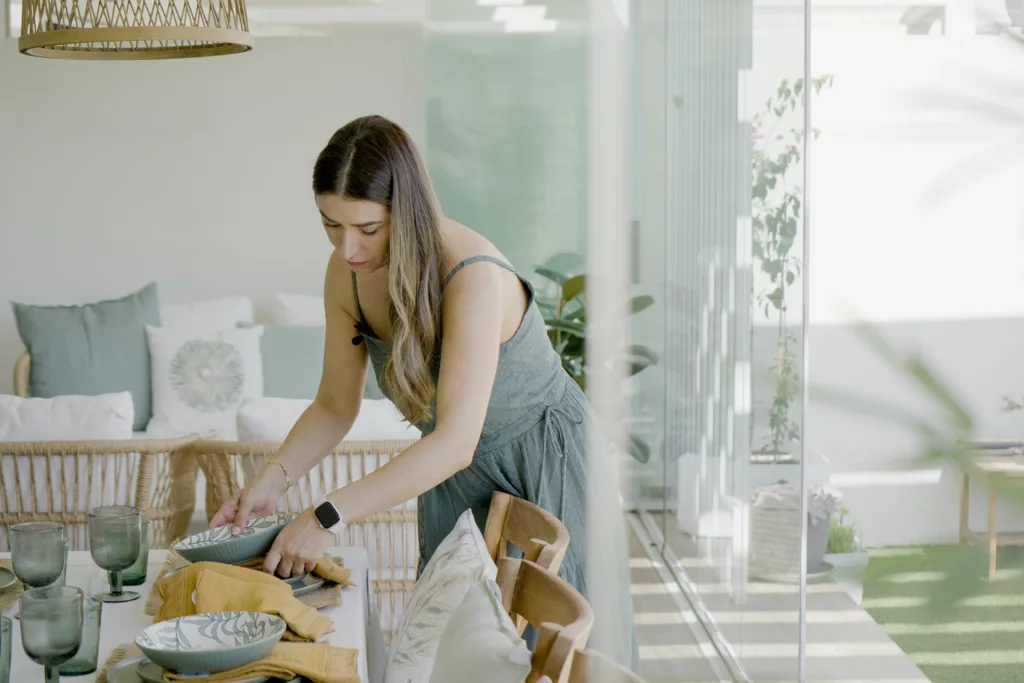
[209,465,288,535]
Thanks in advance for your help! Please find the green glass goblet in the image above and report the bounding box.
[19,586,83,683]
[87,506,142,603]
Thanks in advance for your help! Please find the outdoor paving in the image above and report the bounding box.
[634,512,932,682]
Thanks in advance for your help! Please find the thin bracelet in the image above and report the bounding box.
[266,459,292,490]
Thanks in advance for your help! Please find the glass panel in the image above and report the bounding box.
[805,3,1024,683]
[630,0,809,680]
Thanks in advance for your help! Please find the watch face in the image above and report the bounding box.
[315,502,341,529]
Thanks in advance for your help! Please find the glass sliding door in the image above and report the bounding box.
[630,0,811,680]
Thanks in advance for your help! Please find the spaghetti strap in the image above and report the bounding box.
[441,255,517,293]
[350,271,368,325]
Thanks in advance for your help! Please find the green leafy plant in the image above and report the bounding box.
[534,253,659,462]
[826,509,859,555]
[1000,394,1024,412]
[751,74,834,461]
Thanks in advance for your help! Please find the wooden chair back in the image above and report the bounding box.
[484,491,570,574]
[496,557,594,683]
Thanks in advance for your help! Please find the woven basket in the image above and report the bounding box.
[748,506,804,577]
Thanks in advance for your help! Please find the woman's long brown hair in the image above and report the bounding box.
[312,115,444,424]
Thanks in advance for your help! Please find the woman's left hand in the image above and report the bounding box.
[263,508,335,578]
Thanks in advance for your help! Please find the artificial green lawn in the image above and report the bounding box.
[863,544,1024,683]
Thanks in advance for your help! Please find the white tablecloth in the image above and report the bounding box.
[2,548,386,683]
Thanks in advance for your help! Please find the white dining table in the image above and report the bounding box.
[2,547,387,683]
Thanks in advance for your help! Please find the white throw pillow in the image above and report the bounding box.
[236,397,421,442]
[386,509,497,683]
[160,296,254,332]
[428,578,532,683]
[0,392,134,440]
[145,325,264,439]
[269,293,325,326]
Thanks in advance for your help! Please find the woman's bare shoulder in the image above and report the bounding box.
[324,249,357,319]
[441,219,514,270]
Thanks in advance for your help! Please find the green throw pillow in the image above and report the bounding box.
[12,282,162,431]
[261,325,384,401]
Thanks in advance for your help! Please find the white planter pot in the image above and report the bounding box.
[824,551,870,605]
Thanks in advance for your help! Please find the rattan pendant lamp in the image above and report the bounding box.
[18,0,253,59]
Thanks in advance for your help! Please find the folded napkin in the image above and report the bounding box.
[236,554,353,587]
[155,562,333,641]
[162,642,360,683]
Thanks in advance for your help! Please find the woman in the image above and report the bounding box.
[210,114,637,669]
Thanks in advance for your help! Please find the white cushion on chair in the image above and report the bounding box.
[236,396,420,442]
[269,293,325,326]
[385,509,497,683]
[0,392,134,441]
[0,392,138,551]
[428,577,531,683]
[160,296,254,331]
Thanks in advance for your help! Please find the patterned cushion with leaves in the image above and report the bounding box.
[428,577,531,683]
[384,508,497,683]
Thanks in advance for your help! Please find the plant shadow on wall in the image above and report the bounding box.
[751,74,834,465]
[893,15,1024,208]
[533,252,659,463]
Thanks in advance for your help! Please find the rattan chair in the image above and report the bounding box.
[7,351,203,550]
[196,437,420,639]
[12,352,29,398]
[0,434,200,551]
[497,557,595,683]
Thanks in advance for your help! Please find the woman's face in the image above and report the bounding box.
[316,193,390,273]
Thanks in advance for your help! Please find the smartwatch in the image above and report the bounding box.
[313,499,346,535]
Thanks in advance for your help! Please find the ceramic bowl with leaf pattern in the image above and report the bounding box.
[173,513,294,564]
[134,611,286,674]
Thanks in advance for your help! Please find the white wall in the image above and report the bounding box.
[673,8,1024,549]
[806,22,1024,547]
[0,28,425,395]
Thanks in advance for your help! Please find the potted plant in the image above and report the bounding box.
[824,507,869,604]
[533,253,659,463]
[747,74,834,489]
[748,482,841,579]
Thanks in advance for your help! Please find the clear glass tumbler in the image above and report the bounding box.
[0,615,12,683]
[57,595,101,676]
[122,520,150,586]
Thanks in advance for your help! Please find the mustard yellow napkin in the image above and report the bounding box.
[237,554,353,587]
[162,642,360,683]
[154,562,333,641]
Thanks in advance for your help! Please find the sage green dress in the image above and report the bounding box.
[352,255,638,671]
